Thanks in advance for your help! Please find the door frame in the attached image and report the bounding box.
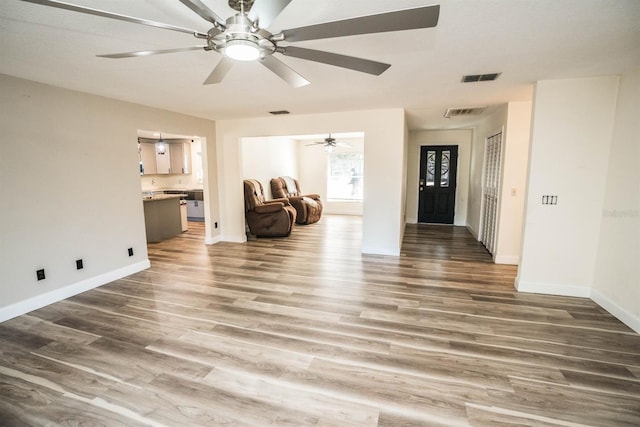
[417,144,459,224]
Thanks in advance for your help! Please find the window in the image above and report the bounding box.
[327,152,364,200]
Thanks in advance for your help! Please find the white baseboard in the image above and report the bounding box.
[494,255,520,265]
[324,210,363,216]
[591,289,640,334]
[221,233,247,243]
[466,224,479,240]
[205,235,222,245]
[361,245,401,256]
[0,260,150,323]
[515,279,592,298]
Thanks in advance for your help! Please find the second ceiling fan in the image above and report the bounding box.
[306,134,351,153]
[21,0,440,87]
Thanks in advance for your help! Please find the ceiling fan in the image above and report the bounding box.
[306,134,351,152]
[20,0,440,87]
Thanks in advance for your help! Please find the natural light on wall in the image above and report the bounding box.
[327,151,364,200]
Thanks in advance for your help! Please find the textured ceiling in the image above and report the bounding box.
[1,0,639,130]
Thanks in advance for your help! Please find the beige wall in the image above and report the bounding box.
[517,76,619,297]
[0,74,217,321]
[592,68,640,332]
[406,129,473,226]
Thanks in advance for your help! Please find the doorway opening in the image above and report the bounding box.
[137,130,206,242]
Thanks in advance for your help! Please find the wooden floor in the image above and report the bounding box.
[1,215,639,426]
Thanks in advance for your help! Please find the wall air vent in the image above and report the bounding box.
[462,73,501,83]
[269,110,290,115]
[444,106,487,118]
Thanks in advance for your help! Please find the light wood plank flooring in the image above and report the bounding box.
[1,215,639,426]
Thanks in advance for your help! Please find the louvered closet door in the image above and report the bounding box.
[480,132,502,255]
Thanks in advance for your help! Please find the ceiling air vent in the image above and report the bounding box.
[269,110,290,115]
[443,106,487,118]
[462,73,501,83]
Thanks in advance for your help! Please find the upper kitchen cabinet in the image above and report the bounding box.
[170,142,192,174]
[139,139,192,175]
[155,142,171,174]
[139,142,157,175]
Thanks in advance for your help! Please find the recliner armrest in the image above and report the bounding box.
[254,202,285,214]
[266,197,291,206]
[302,194,321,200]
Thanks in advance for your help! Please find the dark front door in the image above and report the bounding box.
[418,145,458,224]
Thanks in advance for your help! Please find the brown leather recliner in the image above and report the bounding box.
[270,176,323,225]
[244,179,296,237]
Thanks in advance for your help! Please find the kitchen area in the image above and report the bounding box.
[138,132,205,243]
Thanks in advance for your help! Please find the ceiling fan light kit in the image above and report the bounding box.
[224,39,261,61]
[20,0,440,87]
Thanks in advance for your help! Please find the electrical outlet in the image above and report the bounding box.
[76,259,84,270]
[36,269,45,281]
[542,195,558,205]
[128,248,134,257]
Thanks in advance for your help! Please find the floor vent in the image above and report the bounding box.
[444,106,487,118]
[269,110,290,115]
[462,73,501,83]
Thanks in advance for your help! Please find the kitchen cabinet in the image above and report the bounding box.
[139,140,191,175]
[186,200,204,220]
[186,190,204,220]
[155,144,171,174]
[143,195,182,242]
[170,142,192,174]
[139,142,157,175]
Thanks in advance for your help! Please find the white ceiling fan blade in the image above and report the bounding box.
[19,0,208,37]
[259,56,310,88]
[203,57,234,85]
[97,46,208,59]
[248,0,292,29]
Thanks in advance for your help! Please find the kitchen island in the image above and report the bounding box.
[142,194,185,243]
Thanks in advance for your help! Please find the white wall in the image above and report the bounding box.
[468,105,508,238]
[591,68,640,333]
[494,101,532,265]
[214,109,407,254]
[517,76,619,297]
[298,137,364,215]
[0,74,217,322]
[466,103,531,265]
[241,136,298,199]
[406,129,472,226]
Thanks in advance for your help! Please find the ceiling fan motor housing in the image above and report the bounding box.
[211,13,276,59]
[228,0,256,12]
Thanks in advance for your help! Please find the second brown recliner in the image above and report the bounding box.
[270,176,323,225]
